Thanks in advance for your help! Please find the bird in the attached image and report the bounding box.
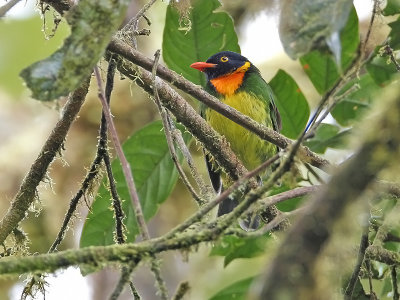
[190,51,281,228]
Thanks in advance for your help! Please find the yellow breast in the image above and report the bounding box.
[205,91,275,171]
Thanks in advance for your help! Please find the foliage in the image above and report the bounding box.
[269,70,309,138]
[209,277,254,300]
[210,234,271,267]
[0,0,400,299]
[80,121,191,247]
[163,0,240,86]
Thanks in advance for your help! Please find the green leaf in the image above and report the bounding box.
[388,18,400,49]
[366,18,400,86]
[331,74,379,126]
[162,0,240,86]
[279,0,353,60]
[269,70,310,139]
[384,228,400,252]
[210,234,270,267]
[380,276,394,297]
[351,278,370,300]
[20,0,130,101]
[305,123,350,153]
[383,0,400,16]
[300,7,359,94]
[366,48,399,86]
[209,277,254,300]
[80,121,191,247]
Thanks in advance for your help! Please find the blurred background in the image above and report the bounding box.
[0,0,378,299]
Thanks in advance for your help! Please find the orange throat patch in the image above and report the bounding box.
[210,61,250,96]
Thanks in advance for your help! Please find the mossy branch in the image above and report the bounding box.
[0,140,297,278]
[365,245,400,266]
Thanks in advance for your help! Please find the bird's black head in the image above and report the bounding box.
[190,51,253,80]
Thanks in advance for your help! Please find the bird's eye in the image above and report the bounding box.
[220,56,229,62]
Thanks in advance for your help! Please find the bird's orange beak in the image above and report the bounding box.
[190,62,217,72]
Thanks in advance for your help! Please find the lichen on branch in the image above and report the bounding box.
[20,0,130,101]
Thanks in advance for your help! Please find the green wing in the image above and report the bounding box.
[241,71,282,133]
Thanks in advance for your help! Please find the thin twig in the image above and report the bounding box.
[392,266,399,300]
[259,185,319,209]
[365,245,400,265]
[129,282,141,299]
[121,0,157,47]
[109,265,136,300]
[227,207,306,238]
[0,0,21,17]
[344,226,370,299]
[304,52,360,138]
[103,150,126,244]
[307,0,379,136]
[383,43,400,71]
[362,0,379,61]
[94,66,168,299]
[49,155,103,252]
[385,233,400,243]
[93,66,149,239]
[365,259,376,298]
[304,163,325,185]
[150,50,205,205]
[149,258,168,299]
[103,56,126,245]
[305,4,379,137]
[171,281,190,300]
[126,0,157,28]
[168,112,213,200]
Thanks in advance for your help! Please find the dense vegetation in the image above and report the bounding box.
[0,0,399,299]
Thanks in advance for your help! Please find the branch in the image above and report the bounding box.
[171,282,190,300]
[383,43,400,72]
[101,56,127,245]
[94,66,168,299]
[40,0,71,15]
[392,266,399,300]
[109,264,136,300]
[365,245,400,265]
[0,141,296,277]
[0,78,90,245]
[259,185,319,208]
[344,227,370,299]
[94,66,149,240]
